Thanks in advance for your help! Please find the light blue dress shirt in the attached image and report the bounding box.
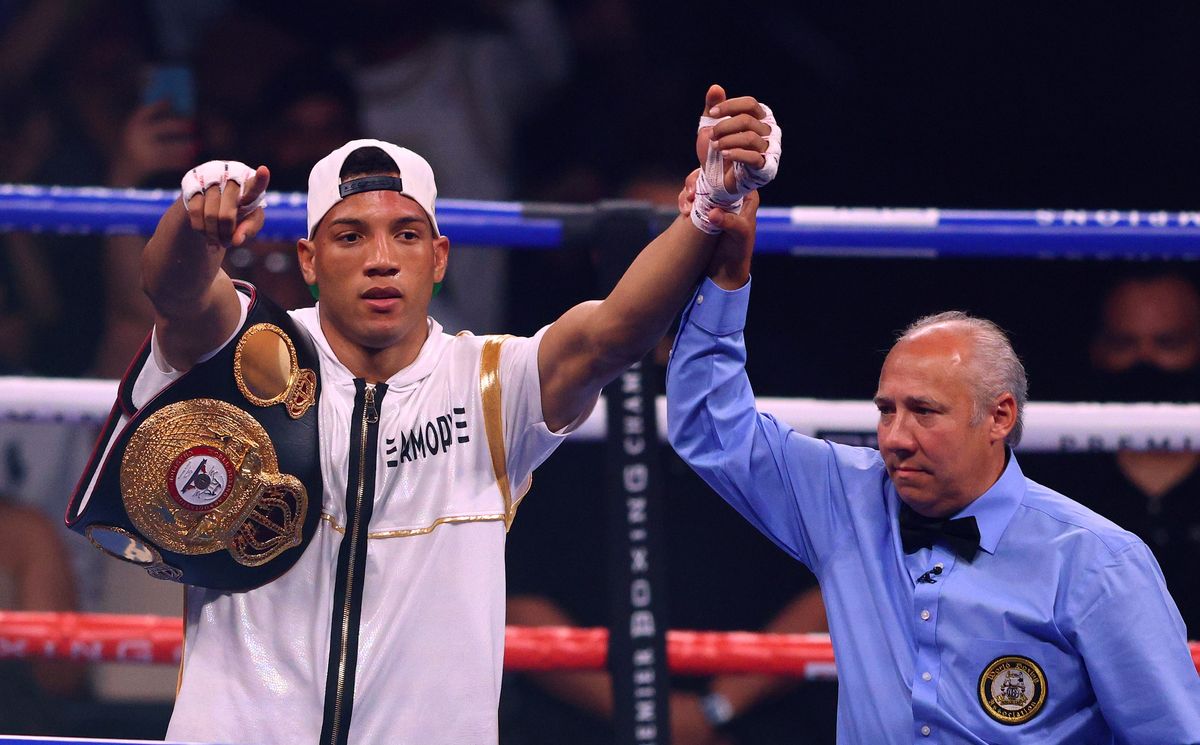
[666,278,1200,744]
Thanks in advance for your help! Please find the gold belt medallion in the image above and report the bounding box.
[120,398,308,567]
[234,322,317,419]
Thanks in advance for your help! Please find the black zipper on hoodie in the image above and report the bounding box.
[319,379,385,745]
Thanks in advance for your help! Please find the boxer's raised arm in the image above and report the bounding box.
[537,86,780,433]
[536,86,778,433]
[143,163,269,370]
[537,213,718,433]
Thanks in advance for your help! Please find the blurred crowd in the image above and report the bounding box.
[0,1,1198,743]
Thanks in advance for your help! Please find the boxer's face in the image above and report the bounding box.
[875,326,1010,517]
[298,189,448,354]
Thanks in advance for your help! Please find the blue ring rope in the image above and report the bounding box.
[2,185,1199,259]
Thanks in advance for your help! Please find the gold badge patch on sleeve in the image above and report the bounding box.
[978,655,1047,725]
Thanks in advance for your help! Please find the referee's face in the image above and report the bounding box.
[875,327,1011,517]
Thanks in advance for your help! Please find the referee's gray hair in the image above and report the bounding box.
[897,311,1029,447]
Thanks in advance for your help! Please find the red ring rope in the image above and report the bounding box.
[0,612,1195,677]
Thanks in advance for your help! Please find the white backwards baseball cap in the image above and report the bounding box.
[306,138,439,239]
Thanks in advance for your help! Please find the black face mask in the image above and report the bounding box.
[1088,363,1200,403]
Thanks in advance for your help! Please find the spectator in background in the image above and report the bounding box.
[516,1,685,204]
[0,497,89,733]
[1085,272,1200,636]
[0,6,166,619]
[93,99,199,377]
[0,4,157,376]
[1028,271,1200,633]
[244,65,360,192]
[95,5,327,371]
[343,0,571,333]
[188,5,305,157]
[0,0,96,104]
[0,132,58,374]
[221,63,361,311]
[1089,271,1200,403]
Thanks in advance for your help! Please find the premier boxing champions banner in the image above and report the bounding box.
[604,359,672,745]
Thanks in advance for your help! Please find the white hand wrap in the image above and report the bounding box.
[180,160,265,220]
[690,103,782,235]
[691,138,744,234]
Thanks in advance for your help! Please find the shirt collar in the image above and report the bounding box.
[295,306,450,389]
[955,450,1025,555]
[385,317,449,390]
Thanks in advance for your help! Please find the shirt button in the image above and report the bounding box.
[920,609,931,621]
[922,671,932,681]
[696,294,705,304]
[921,725,931,736]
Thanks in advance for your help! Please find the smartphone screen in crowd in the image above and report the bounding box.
[142,65,196,117]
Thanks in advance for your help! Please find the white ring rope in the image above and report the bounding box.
[3,376,1196,452]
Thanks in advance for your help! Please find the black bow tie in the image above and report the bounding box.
[899,504,980,561]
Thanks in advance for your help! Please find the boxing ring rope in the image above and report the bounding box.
[2,185,1198,743]
[1,611,1195,677]
[8,184,1198,452]
[3,377,1198,451]
[5,184,1200,256]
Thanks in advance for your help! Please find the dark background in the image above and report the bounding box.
[3,1,1199,389]
[1,2,1198,742]
[508,2,1200,400]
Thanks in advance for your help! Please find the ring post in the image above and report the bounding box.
[593,200,672,745]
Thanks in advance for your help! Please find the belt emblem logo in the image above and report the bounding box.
[119,398,308,569]
[168,446,234,510]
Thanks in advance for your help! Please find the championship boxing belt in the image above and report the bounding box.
[66,282,322,591]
